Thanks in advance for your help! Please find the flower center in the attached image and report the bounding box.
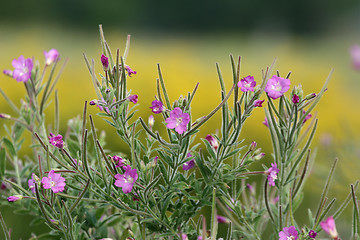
[287,236,295,240]
[272,82,282,91]
[125,176,134,184]
[176,117,183,127]
[244,81,251,88]
[50,181,56,187]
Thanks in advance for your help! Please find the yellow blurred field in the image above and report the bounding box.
[1,25,360,237]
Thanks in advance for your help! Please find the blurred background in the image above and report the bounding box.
[1,0,360,238]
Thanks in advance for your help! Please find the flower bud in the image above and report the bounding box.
[127,94,138,104]
[205,134,219,151]
[291,84,303,99]
[3,70,13,77]
[249,141,257,151]
[89,99,97,106]
[292,94,299,104]
[7,195,23,202]
[101,54,109,71]
[44,49,59,66]
[148,115,154,130]
[304,93,316,100]
[254,152,265,160]
[0,113,11,119]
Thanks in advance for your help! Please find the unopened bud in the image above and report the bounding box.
[7,195,23,202]
[249,141,257,151]
[292,94,299,104]
[148,115,154,130]
[3,70,13,77]
[304,93,317,100]
[101,54,109,71]
[89,100,97,106]
[0,113,11,119]
[254,152,265,160]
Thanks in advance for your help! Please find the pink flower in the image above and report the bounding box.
[44,49,59,66]
[265,75,290,99]
[254,99,265,107]
[28,173,39,194]
[292,94,299,104]
[114,165,138,194]
[101,54,109,71]
[49,133,64,149]
[302,110,312,124]
[165,107,190,134]
[246,184,255,195]
[279,226,298,240]
[42,170,66,193]
[308,230,317,239]
[238,75,256,92]
[10,56,33,82]
[266,162,279,186]
[182,153,195,171]
[149,100,164,114]
[263,117,269,127]
[217,215,230,224]
[112,155,125,168]
[181,234,188,240]
[7,195,23,202]
[205,134,219,151]
[350,45,360,70]
[320,216,338,239]
[125,65,137,77]
[127,94,138,104]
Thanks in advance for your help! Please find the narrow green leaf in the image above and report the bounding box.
[3,138,16,157]
[0,148,5,181]
[157,64,171,109]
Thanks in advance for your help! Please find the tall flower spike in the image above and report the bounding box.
[42,170,66,193]
[165,107,190,134]
[11,55,33,82]
[264,75,290,99]
[320,216,338,239]
[238,75,256,92]
[44,49,59,66]
[114,165,138,194]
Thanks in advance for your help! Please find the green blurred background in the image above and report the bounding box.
[1,0,360,238]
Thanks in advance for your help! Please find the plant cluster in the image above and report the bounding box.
[0,25,358,240]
